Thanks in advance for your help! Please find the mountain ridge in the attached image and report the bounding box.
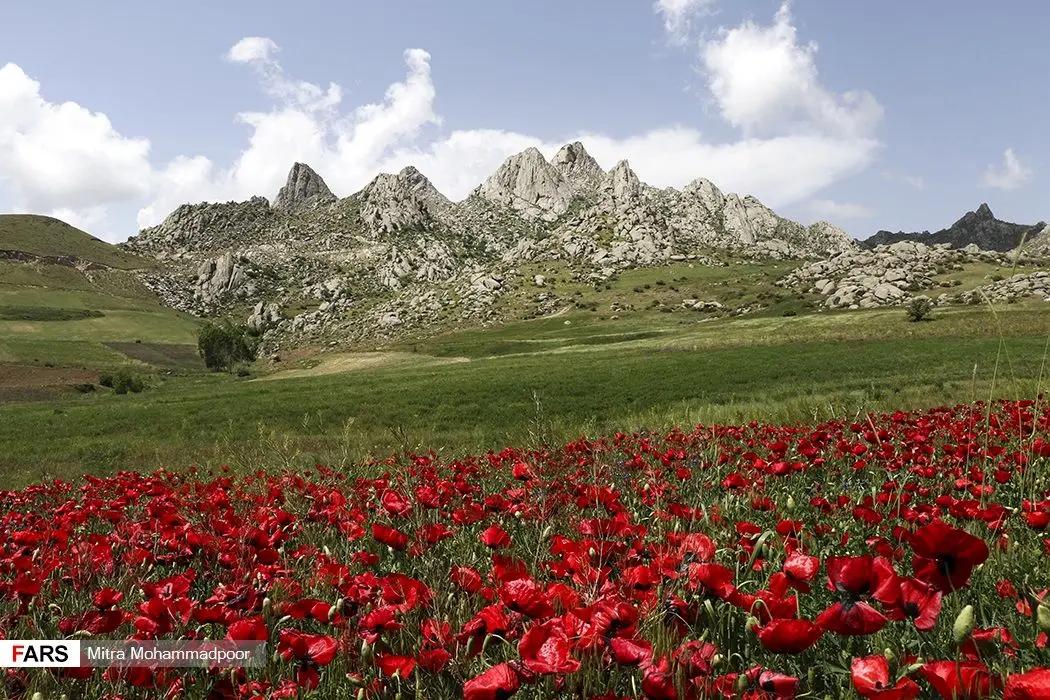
[861,203,1046,252]
[119,141,859,349]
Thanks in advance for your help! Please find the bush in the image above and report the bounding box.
[197,320,257,372]
[99,374,114,388]
[111,369,144,395]
[905,296,935,322]
[73,383,95,393]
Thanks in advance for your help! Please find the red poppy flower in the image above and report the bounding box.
[372,523,409,551]
[782,552,820,593]
[920,661,1001,700]
[641,656,677,700]
[1004,668,1050,700]
[464,662,521,700]
[608,637,652,666]
[479,524,513,549]
[380,489,412,517]
[518,619,580,674]
[886,577,942,631]
[756,618,824,654]
[499,578,555,619]
[851,656,921,699]
[451,566,484,594]
[375,653,415,678]
[757,669,800,698]
[816,556,898,636]
[418,648,452,673]
[226,616,269,641]
[910,521,989,592]
[276,629,339,690]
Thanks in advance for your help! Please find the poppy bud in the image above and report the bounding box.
[735,674,750,693]
[323,546,331,557]
[745,615,760,632]
[786,495,796,511]
[328,605,338,622]
[807,667,814,686]
[357,690,366,700]
[540,525,552,540]
[711,654,723,669]
[361,640,373,665]
[903,662,924,675]
[884,648,897,672]
[1037,604,1050,633]
[953,605,975,645]
[277,615,291,625]
[30,694,42,700]
[262,597,272,616]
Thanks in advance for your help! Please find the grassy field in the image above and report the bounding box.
[0,240,200,376]
[1,214,1048,487]
[1,301,1048,487]
[0,214,147,269]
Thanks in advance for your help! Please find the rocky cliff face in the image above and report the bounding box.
[272,163,335,213]
[122,141,860,349]
[861,203,1046,252]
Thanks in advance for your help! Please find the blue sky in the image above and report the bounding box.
[0,0,1046,242]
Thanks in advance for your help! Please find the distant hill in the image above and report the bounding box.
[0,215,147,269]
[861,204,1046,252]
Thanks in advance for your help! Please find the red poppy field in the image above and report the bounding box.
[2,399,1049,699]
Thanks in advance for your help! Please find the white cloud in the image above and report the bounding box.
[700,2,882,139]
[0,63,153,217]
[226,37,278,65]
[809,199,874,220]
[0,3,883,242]
[654,0,716,43]
[982,148,1032,190]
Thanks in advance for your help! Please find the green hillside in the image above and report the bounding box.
[0,214,147,269]
[0,215,204,398]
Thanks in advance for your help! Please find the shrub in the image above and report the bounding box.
[73,383,95,393]
[905,296,935,322]
[111,369,144,395]
[98,374,114,388]
[198,320,257,372]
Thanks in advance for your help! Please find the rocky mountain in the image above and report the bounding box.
[122,141,857,351]
[861,203,1046,252]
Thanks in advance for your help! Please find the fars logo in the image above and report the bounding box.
[0,641,81,667]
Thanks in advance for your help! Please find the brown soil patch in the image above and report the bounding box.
[105,342,204,369]
[0,364,98,402]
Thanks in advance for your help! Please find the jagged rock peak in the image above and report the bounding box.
[601,159,643,201]
[273,163,336,213]
[478,147,575,220]
[397,166,451,211]
[953,203,995,227]
[550,141,604,194]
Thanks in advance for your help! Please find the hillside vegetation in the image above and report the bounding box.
[0,214,147,269]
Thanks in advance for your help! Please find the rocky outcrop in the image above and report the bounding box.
[247,301,282,332]
[122,140,881,348]
[550,142,604,195]
[477,147,576,220]
[272,163,335,213]
[953,271,1050,305]
[862,203,1046,252]
[777,241,1012,309]
[126,197,273,255]
[195,251,248,304]
[356,170,438,235]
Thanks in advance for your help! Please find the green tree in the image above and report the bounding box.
[905,296,935,322]
[197,320,257,372]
